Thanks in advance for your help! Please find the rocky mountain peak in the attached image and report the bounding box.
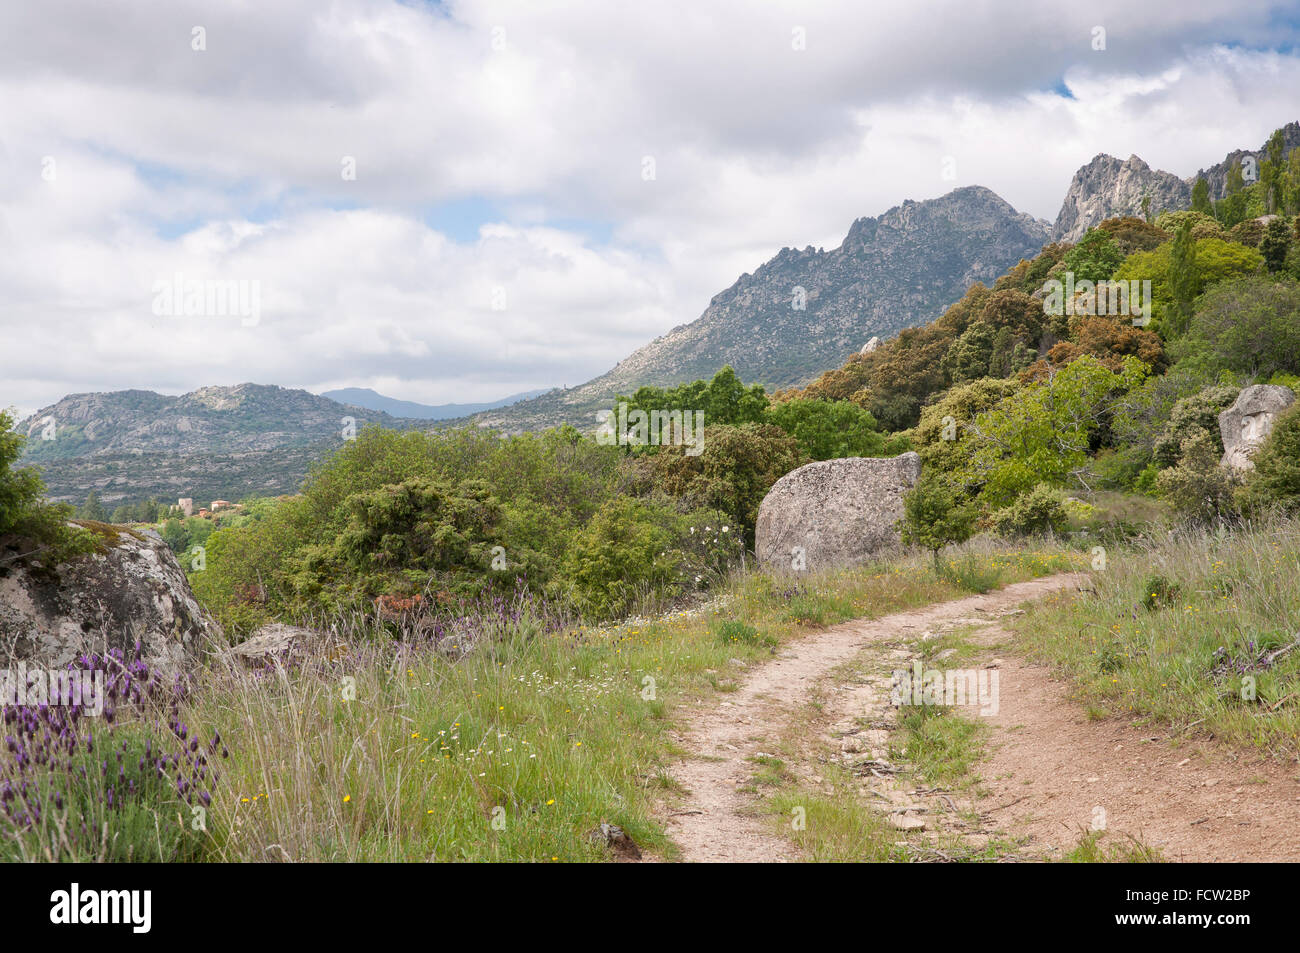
[1051,153,1190,243]
[467,186,1050,433]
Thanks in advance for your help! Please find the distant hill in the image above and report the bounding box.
[18,383,424,504]
[319,386,550,420]
[463,186,1051,433]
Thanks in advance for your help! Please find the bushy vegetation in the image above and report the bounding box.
[0,410,94,563]
[785,129,1300,537]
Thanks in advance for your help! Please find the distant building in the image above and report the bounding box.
[178,498,194,517]
[198,509,212,519]
[210,500,233,511]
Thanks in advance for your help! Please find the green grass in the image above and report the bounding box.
[152,543,1081,861]
[894,706,988,788]
[1011,515,1300,752]
[1064,830,1163,863]
[936,554,1003,593]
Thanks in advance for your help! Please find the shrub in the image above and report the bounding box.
[1239,403,1300,512]
[899,473,978,564]
[0,410,93,564]
[1261,217,1292,272]
[286,477,508,612]
[561,498,737,621]
[1174,277,1300,379]
[1063,228,1126,283]
[625,423,808,546]
[1154,430,1239,522]
[1155,209,1225,241]
[1140,574,1180,611]
[1151,385,1239,468]
[765,397,902,460]
[990,485,1068,537]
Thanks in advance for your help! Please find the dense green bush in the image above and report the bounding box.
[0,410,93,562]
[624,423,808,546]
[286,477,509,612]
[989,484,1068,537]
[192,419,767,631]
[764,397,904,460]
[1174,277,1300,379]
[1155,430,1239,522]
[611,365,768,441]
[1239,403,1300,512]
[1063,228,1125,283]
[899,472,977,564]
[1151,385,1239,468]
[562,497,738,621]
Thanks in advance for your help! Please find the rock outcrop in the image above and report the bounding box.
[1189,121,1300,201]
[0,523,220,672]
[1052,154,1190,243]
[1219,385,1296,470]
[756,452,922,572]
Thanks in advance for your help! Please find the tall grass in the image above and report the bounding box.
[0,543,1079,862]
[1012,515,1300,752]
[183,544,1079,861]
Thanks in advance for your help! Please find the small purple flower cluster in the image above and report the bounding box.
[0,643,227,836]
[1210,635,1295,678]
[780,584,809,603]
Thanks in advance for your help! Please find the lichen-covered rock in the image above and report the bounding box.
[756,452,922,572]
[1219,384,1296,471]
[0,523,219,672]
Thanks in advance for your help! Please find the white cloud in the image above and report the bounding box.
[1,0,1298,411]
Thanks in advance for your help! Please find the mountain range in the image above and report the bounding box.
[18,122,1299,504]
[1052,121,1300,242]
[18,385,422,504]
[319,387,548,420]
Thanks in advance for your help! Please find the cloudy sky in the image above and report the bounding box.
[3,0,1300,416]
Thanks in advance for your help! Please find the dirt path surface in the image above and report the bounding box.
[660,571,1300,862]
[971,653,1300,861]
[661,574,1081,862]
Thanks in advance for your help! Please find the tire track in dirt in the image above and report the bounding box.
[660,574,1084,862]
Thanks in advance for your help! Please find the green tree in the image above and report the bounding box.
[961,356,1148,506]
[1155,430,1238,522]
[1173,276,1300,378]
[1265,129,1286,213]
[0,410,91,560]
[1261,216,1292,273]
[1191,177,1212,215]
[1063,228,1126,284]
[1285,149,1300,217]
[1216,162,1251,227]
[1168,220,1199,336]
[0,410,47,536]
[764,398,898,460]
[899,473,977,566]
[78,490,108,522]
[611,365,768,452]
[626,423,809,546]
